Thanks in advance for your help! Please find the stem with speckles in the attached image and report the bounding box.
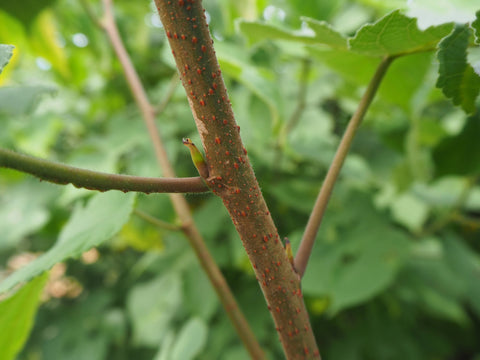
[154,1,320,359]
[100,1,265,359]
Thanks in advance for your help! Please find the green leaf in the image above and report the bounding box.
[349,10,454,57]
[0,273,48,360]
[238,18,347,49]
[302,192,410,314]
[171,318,208,360]
[0,86,57,116]
[433,112,480,176]
[473,10,480,44]
[0,44,14,74]
[127,273,182,347]
[442,235,480,318]
[0,180,58,250]
[0,192,135,294]
[307,47,378,84]
[390,192,430,232]
[183,264,219,320]
[436,25,480,114]
[302,17,347,49]
[309,47,433,110]
[0,0,56,27]
[238,21,319,46]
[40,291,113,360]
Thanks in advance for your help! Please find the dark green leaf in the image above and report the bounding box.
[127,273,182,347]
[433,113,480,176]
[473,10,480,44]
[0,0,56,27]
[436,25,480,114]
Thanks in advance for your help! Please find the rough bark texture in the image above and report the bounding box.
[154,1,320,358]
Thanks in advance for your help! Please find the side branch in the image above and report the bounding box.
[295,56,394,278]
[0,148,209,193]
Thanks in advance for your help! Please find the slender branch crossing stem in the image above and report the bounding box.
[154,1,320,358]
[100,1,265,358]
[0,148,207,193]
[134,209,181,231]
[295,56,394,278]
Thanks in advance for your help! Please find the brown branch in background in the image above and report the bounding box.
[0,148,207,193]
[294,56,394,278]
[98,1,265,359]
[154,1,320,358]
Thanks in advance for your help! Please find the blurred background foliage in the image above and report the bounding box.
[0,0,479,359]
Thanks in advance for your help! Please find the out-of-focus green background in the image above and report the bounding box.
[1,0,480,359]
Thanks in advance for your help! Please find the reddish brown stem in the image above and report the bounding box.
[154,1,320,359]
[100,1,265,358]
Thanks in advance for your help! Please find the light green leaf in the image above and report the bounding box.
[412,177,480,211]
[0,44,14,74]
[390,192,430,232]
[0,181,58,250]
[238,18,347,49]
[406,0,478,30]
[238,21,319,46]
[436,25,480,113]
[171,318,208,360]
[307,47,378,84]
[473,10,480,43]
[183,264,219,320]
[349,10,454,57]
[0,273,48,360]
[127,273,182,347]
[0,192,135,294]
[0,86,56,116]
[302,17,347,49]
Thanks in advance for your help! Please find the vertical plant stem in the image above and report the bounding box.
[295,56,394,278]
[99,1,265,358]
[154,1,320,358]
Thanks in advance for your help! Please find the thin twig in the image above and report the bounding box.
[295,56,394,278]
[99,1,265,358]
[0,148,208,193]
[272,58,311,179]
[285,58,311,134]
[155,73,180,115]
[134,209,181,231]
